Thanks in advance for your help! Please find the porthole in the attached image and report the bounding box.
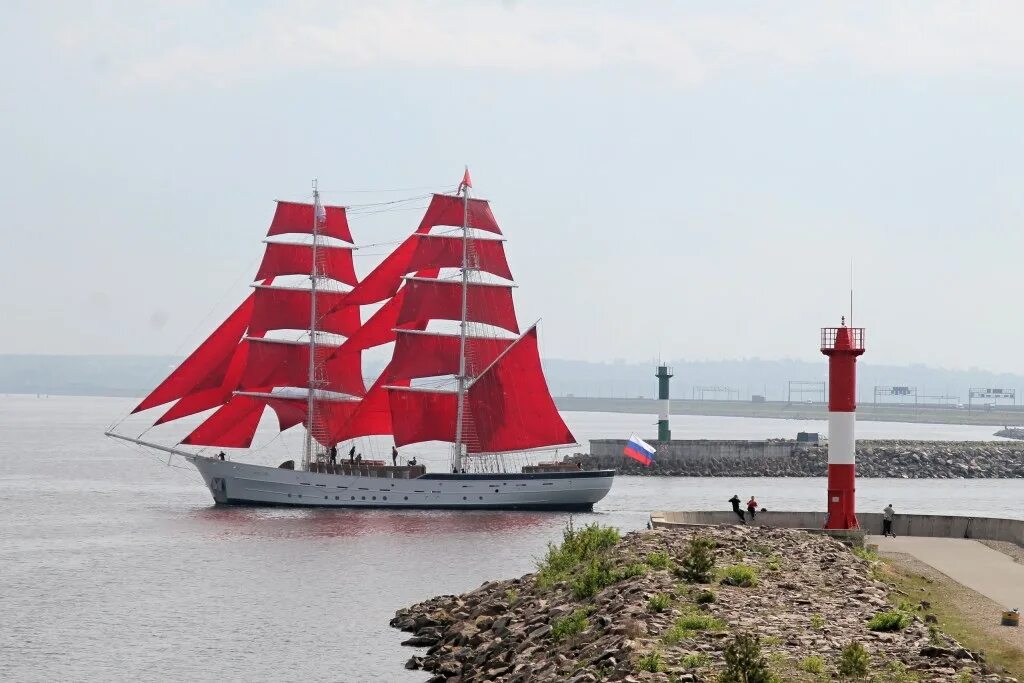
[324,496,328,500]
[335,496,339,500]
[288,493,292,498]
[361,496,365,500]
[463,496,467,500]
[404,496,408,500]
[351,496,355,500]
[383,496,387,500]
[372,496,376,501]
[479,496,483,500]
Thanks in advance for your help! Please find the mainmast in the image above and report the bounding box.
[303,179,322,471]
[452,169,471,473]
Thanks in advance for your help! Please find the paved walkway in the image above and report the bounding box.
[871,535,1024,610]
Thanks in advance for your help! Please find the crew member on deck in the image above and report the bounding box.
[349,445,355,463]
[329,445,337,465]
[391,446,398,467]
[355,453,362,464]
[218,451,226,461]
[408,456,417,467]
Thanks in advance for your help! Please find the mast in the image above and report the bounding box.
[303,179,321,471]
[452,170,471,472]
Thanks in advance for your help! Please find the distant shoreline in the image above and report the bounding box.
[3,392,1021,430]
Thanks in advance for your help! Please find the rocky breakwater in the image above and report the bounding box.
[995,428,1024,441]
[391,524,1011,682]
[573,440,1024,478]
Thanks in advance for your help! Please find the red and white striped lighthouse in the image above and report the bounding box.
[821,318,865,530]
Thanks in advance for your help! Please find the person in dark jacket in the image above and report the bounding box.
[882,504,896,537]
[329,445,337,465]
[391,446,398,467]
[729,494,745,523]
[348,445,355,463]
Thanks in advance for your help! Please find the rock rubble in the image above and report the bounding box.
[392,526,1015,682]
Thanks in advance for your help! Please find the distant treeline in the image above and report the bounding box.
[1,354,1021,404]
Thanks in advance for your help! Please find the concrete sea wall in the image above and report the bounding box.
[577,438,1024,478]
[651,510,1024,545]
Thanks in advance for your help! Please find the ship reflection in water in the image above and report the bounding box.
[188,505,553,539]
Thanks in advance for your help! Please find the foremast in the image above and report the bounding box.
[452,168,472,473]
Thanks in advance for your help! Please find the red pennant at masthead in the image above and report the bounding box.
[459,167,472,193]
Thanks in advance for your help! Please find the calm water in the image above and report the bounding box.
[1,395,1020,682]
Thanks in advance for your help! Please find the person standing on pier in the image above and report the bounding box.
[747,496,759,522]
[729,495,745,523]
[882,504,896,537]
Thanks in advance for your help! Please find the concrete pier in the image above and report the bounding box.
[651,510,1024,545]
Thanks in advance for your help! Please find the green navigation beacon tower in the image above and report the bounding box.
[656,364,673,441]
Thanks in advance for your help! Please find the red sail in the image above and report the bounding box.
[249,285,360,338]
[335,262,440,354]
[132,293,253,413]
[466,326,575,454]
[343,236,417,306]
[397,278,519,334]
[239,339,365,397]
[407,234,513,280]
[154,339,253,424]
[252,394,362,445]
[267,201,353,243]
[335,373,401,440]
[255,242,357,285]
[386,389,458,447]
[416,194,502,235]
[389,331,513,381]
[338,291,405,351]
[181,394,265,448]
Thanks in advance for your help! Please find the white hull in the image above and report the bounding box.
[185,455,614,511]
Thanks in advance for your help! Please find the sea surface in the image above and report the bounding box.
[1,395,1020,683]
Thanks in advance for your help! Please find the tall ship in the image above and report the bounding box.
[106,171,615,510]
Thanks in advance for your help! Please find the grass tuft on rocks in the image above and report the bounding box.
[681,653,711,669]
[645,550,673,570]
[695,589,717,604]
[852,546,879,562]
[662,611,726,644]
[719,564,759,587]
[636,650,664,673]
[536,520,620,589]
[551,608,590,642]
[647,593,671,613]
[569,558,616,599]
[800,655,825,674]
[867,609,911,632]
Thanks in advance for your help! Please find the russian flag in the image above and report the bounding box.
[623,434,656,466]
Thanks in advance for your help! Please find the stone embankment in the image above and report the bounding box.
[573,440,1024,478]
[995,428,1024,441]
[392,526,1011,682]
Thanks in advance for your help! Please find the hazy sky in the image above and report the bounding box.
[3,1,1024,373]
